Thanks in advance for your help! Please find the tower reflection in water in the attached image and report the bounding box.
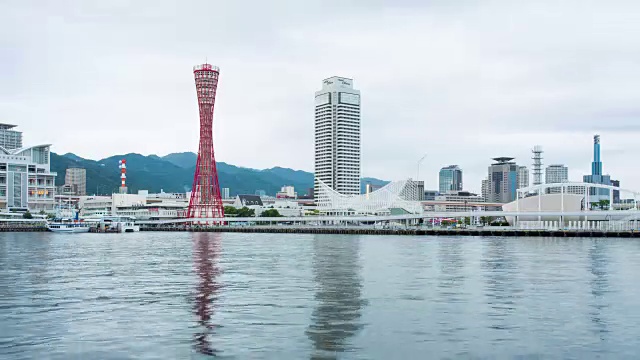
[588,240,609,338]
[192,233,221,356]
[306,235,367,359]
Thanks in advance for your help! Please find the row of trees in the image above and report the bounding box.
[223,206,282,217]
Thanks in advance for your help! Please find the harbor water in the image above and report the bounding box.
[2,232,640,359]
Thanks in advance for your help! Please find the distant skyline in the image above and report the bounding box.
[2,1,640,193]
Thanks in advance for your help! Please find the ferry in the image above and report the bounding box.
[47,220,91,233]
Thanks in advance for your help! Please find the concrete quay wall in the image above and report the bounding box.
[140,226,640,238]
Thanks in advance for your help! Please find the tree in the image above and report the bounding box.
[224,206,237,216]
[598,199,610,210]
[236,207,255,217]
[261,209,282,217]
[22,211,33,219]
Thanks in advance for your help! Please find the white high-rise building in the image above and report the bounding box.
[314,76,361,197]
[517,166,529,189]
[546,164,571,194]
[545,164,568,184]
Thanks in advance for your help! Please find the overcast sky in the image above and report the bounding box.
[2,0,639,193]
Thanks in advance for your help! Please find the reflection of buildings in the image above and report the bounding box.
[306,235,366,358]
[192,233,221,356]
[482,238,521,331]
[588,240,609,338]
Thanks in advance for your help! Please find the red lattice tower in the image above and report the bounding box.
[187,64,225,221]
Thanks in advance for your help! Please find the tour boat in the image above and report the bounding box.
[47,220,91,233]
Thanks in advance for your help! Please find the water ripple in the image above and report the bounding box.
[2,233,640,358]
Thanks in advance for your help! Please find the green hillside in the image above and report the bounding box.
[51,152,388,196]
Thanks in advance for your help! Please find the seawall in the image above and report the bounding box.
[139,226,640,238]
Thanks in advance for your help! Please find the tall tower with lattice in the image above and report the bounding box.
[532,145,543,186]
[187,64,225,221]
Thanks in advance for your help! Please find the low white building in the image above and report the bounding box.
[78,191,188,220]
[276,185,297,199]
[260,199,304,217]
[434,191,486,212]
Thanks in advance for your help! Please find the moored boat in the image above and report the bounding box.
[47,221,91,233]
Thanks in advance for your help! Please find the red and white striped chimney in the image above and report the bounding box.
[119,159,127,188]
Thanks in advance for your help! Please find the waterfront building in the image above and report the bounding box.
[424,190,438,201]
[438,165,463,194]
[546,164,568,184]
[401,180,424,201]
[0,124,56,212]
[545,164,568,194]
[276,185,297,199]
[234,194,263,208]
[434,191,486,212]
[365,182,383,195]
[487,157,518,203]
[517,166,529,189]
[222,187,230,199]
[583,135,611,205]
[314,76,361,197]
[79,191,189,220]
[481,178,488,201]
[64,167,86,196]
[611,179,620,204]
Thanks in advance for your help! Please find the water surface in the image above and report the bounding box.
[1,232,640,359]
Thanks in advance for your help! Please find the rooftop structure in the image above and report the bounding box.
[492,157,515,164]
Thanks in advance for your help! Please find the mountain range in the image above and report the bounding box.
[51,152,388,196]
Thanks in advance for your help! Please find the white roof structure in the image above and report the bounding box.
[315,178,423,214]
[0,144,50,155]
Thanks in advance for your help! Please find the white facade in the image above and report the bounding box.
[481,178,488,201]
[517,166,529,189]
[260,200,304,217]
[434,191,486,212]
[64,167,87,195]
[222,187,230,199]
[546,164,569,194]
[314,76,361,197]
[315,178,422,215]
[276,185,296,198]
[79,191,188,220]
[0,124,56,212]
[546,165,568,184]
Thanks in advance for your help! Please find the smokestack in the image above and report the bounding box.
[119,159,128,194]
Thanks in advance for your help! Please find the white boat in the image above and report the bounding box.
[98,216,140,233]
[47,221,91,233]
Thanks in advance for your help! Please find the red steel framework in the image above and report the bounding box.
[187,64,225,221]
